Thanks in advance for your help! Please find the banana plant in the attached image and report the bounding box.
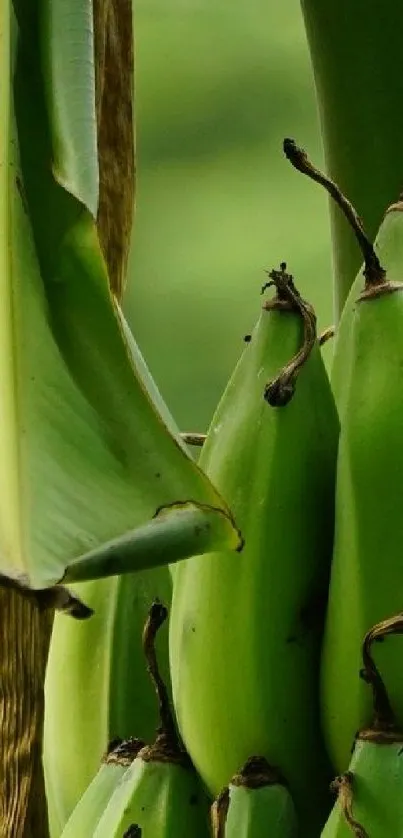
[0,1,241,834]
[5,0,403,835]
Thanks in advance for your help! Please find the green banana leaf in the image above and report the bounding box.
[40,0,99,215]
[0,6,240,590]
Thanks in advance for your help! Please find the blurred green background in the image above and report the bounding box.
[124,0,333,433]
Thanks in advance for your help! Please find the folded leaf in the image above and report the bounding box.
[0,14,240,589]
[40,0,99,215]
[63,502,241,584]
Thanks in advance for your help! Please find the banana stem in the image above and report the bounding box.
[330,773,368,838]
[262,263,317,406]
[0,591,53,837]
[360,614,403,731]
[318,325,335,346]
[180,433,206,447]
[142,601,178,746]
[283,139,386,288]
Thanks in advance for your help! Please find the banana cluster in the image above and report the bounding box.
[46,142,403,837]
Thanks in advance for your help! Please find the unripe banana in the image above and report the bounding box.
[282,141,403,773]
[320,201,403,771]
[94,602,210,837]
[60,737,145,838]
[321,615,403,838]
[211,757,298,838]
[44,568,172,834]
[94,740,210,838]
[169,264,339,834]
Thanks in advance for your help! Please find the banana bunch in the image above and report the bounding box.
[47,139,403,838]
[321,614,403,837]
[211,757,298,837]
[169,261,339,834]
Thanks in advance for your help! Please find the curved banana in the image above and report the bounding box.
[94,602,210,837]
[319,199,403,772]
[169,265,339,834]
[280,142,403,773]
[44,568,172,834]
[211,757,298,838]
[44,569,172,832]
[60,738,145,838]
[321,615,403,837]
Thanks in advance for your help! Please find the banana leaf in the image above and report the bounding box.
[40,0,134,298]
[40,0,99,214]
[0,4,241,591]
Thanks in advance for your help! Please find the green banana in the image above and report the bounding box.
[318,197,403,772]
[321,615,403,837]
[169,264,339,834]
[93,601,210,837]
[60,738,145,838]
[44,568,172,835]
[211,757,298,838]
[282,139,403,774]
[93,742,209,838]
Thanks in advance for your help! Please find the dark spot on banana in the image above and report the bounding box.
[189,793,198,805]
[123,826,141,838]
